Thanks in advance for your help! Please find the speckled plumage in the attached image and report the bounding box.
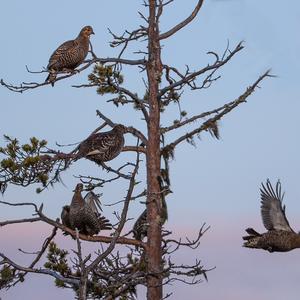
[61,205,72,229]
[77,125,126,165]
[243,180,300,252]
[61,183,111,236]
[133,209,148,241]
[45,26,94,86]
[133,182,170,242]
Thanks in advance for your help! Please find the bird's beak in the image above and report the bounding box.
[91,30,95,35]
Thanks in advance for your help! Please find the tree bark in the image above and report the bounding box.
[79,277,87,300]
[146,1,163,299]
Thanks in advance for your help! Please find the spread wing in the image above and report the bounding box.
[260,179,293,232]
[84,191,102,213]
[84,192,112,231]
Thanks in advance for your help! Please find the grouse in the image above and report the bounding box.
[61,183,111,236]
[133,182,170,242]
[243,179,300,252]
[76,124,126,165]
[45,25,94,86]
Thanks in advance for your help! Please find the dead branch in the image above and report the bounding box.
[105,81,150,123]
[0,217,40,227]
[156,0,174,23]
[86,149,141,272]
[159,42,244,97]
[96,110,148,145]
[162,70,272,150]
[159,0,204,40]
[123,146,146,154]
[108,27,148,59]
[100,162,132,180]
[1,56,146,93]
[0,201,145,248]
[0,252,79,286]
[163,223,210,254]
[9,227,58,287]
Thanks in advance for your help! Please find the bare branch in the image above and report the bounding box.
[159,42,244,97]
[105,81,150,123]
[0,201,145,248]
[86,149,141,272]
[96,110,148,145]
[0,252,79,286]
[163,70,272,150]
[10,227,58,287]
[108,27,148,58]
[0,217,40,227]
[1,57,146,93]
[159,0,204,40]
[123,146,147,154]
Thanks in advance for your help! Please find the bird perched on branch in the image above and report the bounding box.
[45,25,94,86]
[243,179,300,252]
[76,124,126,165]
[61,183,111,236]
[133,178,170,242]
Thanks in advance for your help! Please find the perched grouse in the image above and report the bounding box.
[45,25,94,86]
[243,179,300,252]
[61,183,111,236]
[76,124,126,165]
[133,182,170,242]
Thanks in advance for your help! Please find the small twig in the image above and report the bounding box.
[162,70,272,150]
[86,146,141,272]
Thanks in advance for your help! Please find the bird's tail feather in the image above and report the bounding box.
[242,227,262,248]
[98,216,112,230]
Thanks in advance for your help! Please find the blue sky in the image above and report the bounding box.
[1,0,300,299]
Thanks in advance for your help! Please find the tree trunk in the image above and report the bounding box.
[146,1,163,299]
[78,275,87,300]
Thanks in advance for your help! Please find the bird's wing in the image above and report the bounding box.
[260,179,293,232]
[47,40,78,69]
[97,215,112,230]
[61,205,71,228]
[90,133,117,154]
[84,191,102,213]
[133,209,148,240]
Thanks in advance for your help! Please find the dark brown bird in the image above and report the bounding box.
[61,183,111,236]
[61,205,72,229]
[243,179,300,252]
[133,179,170,242]
[76,125,126,165]
[45,26,94,86]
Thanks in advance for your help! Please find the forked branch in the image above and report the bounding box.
[162,70,272,150]
[159,0,204,40]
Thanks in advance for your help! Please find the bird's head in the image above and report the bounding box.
[73,183,84,193]
[80,26,95,37]
[62,205,70,212]
[113,124,127,134]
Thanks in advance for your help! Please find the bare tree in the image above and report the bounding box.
[0,1,271,299]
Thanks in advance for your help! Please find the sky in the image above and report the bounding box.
[1,0,300,299]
